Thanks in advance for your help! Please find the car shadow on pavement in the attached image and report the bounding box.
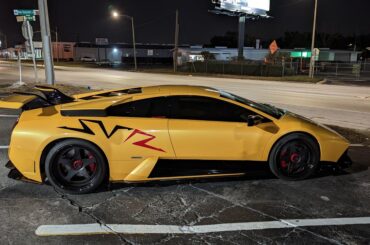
[106,159,367,192]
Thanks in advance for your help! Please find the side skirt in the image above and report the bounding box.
[148,160,268,179]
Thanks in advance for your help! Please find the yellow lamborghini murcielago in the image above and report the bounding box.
[0,85,351,194]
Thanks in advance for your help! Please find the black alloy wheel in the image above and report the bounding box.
[45,139,108,194]
[269,133,320,181]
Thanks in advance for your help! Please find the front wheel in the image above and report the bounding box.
[269,133,320,181]
[45,139,108,194]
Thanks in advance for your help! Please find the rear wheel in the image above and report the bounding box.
[45,139,107,194]
[269,133,320,181]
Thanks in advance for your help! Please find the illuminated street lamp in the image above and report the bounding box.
[309,0,318,78]
[111,10,137,71]
[112,11,119,18]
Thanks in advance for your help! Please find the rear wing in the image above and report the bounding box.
[0,94,39,109]
[0,85,75,110]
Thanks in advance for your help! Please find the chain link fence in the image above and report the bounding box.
[178,61,370,80]
[314,62,370,80]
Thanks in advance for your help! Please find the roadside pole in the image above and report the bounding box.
[131,17,137,71]
[309,0,318,78]
[55,26,59,63]
[238,15,246,60]
[173,9,179,73]
[38,0,55,85]
[25,21,39,83]
[17,51,24,86]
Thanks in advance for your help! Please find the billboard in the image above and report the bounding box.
[212,0,270,16]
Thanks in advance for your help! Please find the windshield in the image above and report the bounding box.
[220,91,285,119]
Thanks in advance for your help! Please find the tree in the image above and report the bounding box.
[201,51,216,60]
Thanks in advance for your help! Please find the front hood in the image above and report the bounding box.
[282,111,349,142]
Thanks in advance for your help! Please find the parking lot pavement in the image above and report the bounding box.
[0,109,370,244]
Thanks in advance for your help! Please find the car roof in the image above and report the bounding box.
[62,85,222,112]
[75,85,221,101]
[142,85,220,96]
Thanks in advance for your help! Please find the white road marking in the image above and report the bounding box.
[0,114,18,118]
[0,146,9,149]
[35,217,370,236]
[350,144,365,147]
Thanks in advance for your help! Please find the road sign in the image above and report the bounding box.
[16,16,36,22]
[14,9,39,16]
[269,40,278,54]
[313,48,320,57]
[22,22,33,40]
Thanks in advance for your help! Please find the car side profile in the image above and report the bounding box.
[80,56,97,62]
[0,85,351,194]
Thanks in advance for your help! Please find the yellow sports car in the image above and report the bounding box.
[1,85,351,194]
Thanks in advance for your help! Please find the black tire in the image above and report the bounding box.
[45,139,108,194]
[269,133,320,181]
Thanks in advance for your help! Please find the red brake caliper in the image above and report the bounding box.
[280,150,288,168]
[87,153,97,172]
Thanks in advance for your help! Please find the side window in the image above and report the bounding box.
[107,97,168,118]
[169,96,253,122]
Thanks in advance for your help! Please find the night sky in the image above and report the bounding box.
[0,0,369,47]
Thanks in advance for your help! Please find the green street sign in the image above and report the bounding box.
[13,9,39,16]
[25,16,36,21]
[16,16,36,22]
[290,51,312,58]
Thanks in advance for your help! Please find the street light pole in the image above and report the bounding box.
[112,11,137,71]
[309,0,318,78]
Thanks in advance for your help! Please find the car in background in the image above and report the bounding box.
[81,56,97,62]
[96,59,114,67]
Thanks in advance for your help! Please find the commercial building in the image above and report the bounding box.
[0,41,361,64]
[74,43,181,64]
[0,41,75,61]
[178,46,361,63]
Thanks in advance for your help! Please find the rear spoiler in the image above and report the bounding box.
[0,85,75,110]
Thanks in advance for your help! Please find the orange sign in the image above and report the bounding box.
[269,40,278,54]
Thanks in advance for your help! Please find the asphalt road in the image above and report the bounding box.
[1,63,370,244]
[1,61,370,130]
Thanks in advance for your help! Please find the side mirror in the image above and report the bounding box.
[247,115,264,127]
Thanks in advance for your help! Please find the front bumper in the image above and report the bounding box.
[337,150,353,169]
[320,150,352,172]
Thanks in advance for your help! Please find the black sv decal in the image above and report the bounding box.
[59,119,133,139]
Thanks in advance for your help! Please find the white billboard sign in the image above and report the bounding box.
[213,0,270,15]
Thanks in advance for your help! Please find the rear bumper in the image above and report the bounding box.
[5,160,40,184]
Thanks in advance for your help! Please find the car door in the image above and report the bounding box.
[168,95,273,161]
[106,96,175,162]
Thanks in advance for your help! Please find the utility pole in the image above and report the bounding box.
[173,9,179,73]
[309,0,318,78]
[38,0,55,85]
[131,17,137,71]
[238,15,246,60]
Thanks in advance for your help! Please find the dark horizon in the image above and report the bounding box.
[0,0,369,47]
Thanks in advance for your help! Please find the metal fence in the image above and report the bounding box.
[314,62,370,80]
[178,61,370,80]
